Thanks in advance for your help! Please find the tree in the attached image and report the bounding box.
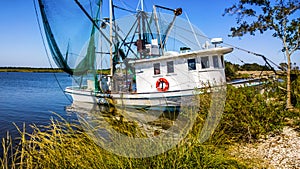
[224,0,300,109]
[225,61,240,79]
[240,63,272,71]
[279,62,289,71]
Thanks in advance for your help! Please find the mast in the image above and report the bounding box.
[153,5,182,55]
[153,5,163,56]
[136,0,144,11]
[141,0,144,11]
[109,0,113,76]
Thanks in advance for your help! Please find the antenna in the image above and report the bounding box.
[211,38,223,47]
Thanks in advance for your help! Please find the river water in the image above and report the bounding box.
[0,72,77,145]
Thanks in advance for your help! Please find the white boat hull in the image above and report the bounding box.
[65,86,198,110]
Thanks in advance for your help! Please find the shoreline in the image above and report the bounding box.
[0,67,64,73]
[0,67,111,74]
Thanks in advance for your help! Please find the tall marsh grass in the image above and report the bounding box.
[0,118,246,168]
[1,79,299,168]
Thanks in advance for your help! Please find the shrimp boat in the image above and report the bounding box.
[36,0,233,111]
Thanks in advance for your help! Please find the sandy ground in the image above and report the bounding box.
[231,126,300,168]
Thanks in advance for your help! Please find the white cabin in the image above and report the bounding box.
[131,47,233,93]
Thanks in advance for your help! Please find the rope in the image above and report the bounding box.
[224,42,282,76]
[33,0,73,103]
[168,19,281,74]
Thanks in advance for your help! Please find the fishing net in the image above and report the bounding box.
[38,0,103,76]
[37,0,210,80]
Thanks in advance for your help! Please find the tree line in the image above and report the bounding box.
[224,0,299,109]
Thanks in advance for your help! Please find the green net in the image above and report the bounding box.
[37,0,210,87]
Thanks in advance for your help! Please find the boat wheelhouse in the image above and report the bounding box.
[132,48,231,94]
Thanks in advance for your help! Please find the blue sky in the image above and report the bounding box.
[0,0,298,68]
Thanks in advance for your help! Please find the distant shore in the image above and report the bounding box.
[0,67,64,73]
[0,67,111,74]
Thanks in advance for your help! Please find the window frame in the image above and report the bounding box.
[201,56,210,69]
[167,61,174,73]
[220,55,224,68]
[187,58,196,71]
[153,63,161,75]
[213,55,219,68]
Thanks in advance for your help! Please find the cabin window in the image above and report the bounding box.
[188,59,196,70]
[213,55,219,68]
[220,55,224,68]
[153,63,160,75]
[201,56,209,69]
[167,61,174,73]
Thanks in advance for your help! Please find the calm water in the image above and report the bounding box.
[0,72,77,142]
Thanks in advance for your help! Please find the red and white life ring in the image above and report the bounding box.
[156,78,169,92]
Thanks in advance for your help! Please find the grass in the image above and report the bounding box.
[1,76,299,168]
[0,118,247,168]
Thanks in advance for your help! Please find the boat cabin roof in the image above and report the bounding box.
[129,47,233,65]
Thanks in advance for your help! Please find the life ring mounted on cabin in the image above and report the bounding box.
[156,78,169,92]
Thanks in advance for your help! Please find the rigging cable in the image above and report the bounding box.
[168,14,282,74]
[231,54,245,64]
[117,0,136,12]
[33,0,73,103]
[113,5,136,14]
[185,12,201,48]
[188,27,281,74]
[222,42,282,75]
